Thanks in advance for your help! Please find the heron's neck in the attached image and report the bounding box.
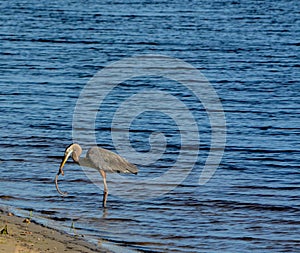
[78,157,94,168]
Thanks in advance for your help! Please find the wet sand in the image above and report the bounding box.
[0,209,110,253]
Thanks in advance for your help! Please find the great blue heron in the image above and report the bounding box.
[55,143,138,208]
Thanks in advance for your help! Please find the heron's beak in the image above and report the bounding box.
[58,150,73,176]
[55,149,72,197]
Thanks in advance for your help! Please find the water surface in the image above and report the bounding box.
[0,0,299,252]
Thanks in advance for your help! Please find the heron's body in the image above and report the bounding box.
[55,143,138,207]
[84,147,138,174]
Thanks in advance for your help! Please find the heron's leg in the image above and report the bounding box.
[100,170,108,208]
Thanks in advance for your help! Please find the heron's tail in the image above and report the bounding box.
[126,163,138,174]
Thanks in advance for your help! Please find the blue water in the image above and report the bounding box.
[1,0,300,252]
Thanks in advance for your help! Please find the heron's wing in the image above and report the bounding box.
[86,147,138,174]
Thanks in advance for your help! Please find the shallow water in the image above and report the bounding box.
[0,0,300,252]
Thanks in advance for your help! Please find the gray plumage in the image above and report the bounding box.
[55,143,138,207]
[86,147,138,174]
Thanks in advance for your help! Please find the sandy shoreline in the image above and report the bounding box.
[0,209,111,253]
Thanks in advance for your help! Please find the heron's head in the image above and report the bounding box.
[59,143,82,175]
